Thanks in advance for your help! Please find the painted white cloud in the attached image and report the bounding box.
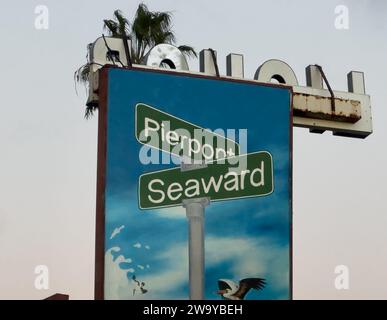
[133,242,142,248]
[138,242,189,299]
[110,225,125,240]
[153,206,186,219]
[145,245,150,250]
[121,257,132,264]
[137,265,145,270]
[110,247,132,264]
[104,242,188,300]
[105,247,136,300]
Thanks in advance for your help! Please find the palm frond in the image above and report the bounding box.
[74,63,90,96]
[153,30,175,45]
[148,11,173,46]
[178,45,197,59]
[132,4,174,54]
[103,19,119,37]
[152,11,173,33]
[113,9,130,37]
[84,104,97,119]
[132,4,152,40]
[75,63,90,84]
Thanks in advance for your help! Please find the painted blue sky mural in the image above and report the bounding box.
[103,67,291,300]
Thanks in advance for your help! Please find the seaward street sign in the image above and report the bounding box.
[138,151,273,209]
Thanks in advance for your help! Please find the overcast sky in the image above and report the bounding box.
[0,0,387,299]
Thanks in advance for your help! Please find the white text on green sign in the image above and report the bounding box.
[135,103,240,163]
[138,151,273,209]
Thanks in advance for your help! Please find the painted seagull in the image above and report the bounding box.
[217,278,266,300]
[110,225,125,240]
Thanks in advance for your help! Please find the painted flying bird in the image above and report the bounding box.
[110,225,125,239]
[217,278,266,300]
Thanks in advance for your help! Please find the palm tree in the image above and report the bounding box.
[75,4,197,118]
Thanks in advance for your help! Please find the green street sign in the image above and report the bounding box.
[135,103,239,162]
[138,151,273,209]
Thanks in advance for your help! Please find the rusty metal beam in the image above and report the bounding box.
[293,92,361,123]
[292,83,372,139]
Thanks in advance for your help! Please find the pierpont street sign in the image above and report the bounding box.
[135,103,239,162]
[139,151,273,209]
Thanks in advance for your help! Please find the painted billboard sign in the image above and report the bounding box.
[95,66,292,300]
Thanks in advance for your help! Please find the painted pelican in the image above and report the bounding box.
[217,278,266,300]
